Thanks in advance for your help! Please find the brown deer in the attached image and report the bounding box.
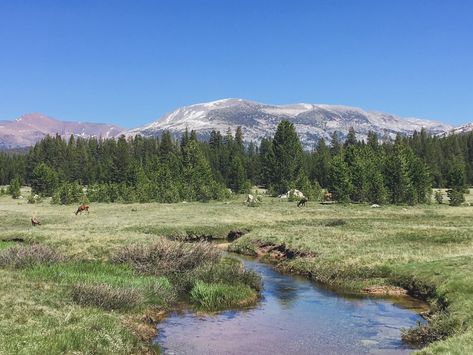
[324,192,333,202]
[75,204,89,215]
[31,216,41,226]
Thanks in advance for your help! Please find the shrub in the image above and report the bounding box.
[447,189,465,206]
[402,312,457,347]
[112,239,221,276]
[0,244,63,268]
[190,281,256,311]
[434,190,443,204]
[87,184,111,203]
[31,163,59,197]
[27,193,42,204]
[7,176,21,199]
[71,283,142,310]
[52,182,84,205]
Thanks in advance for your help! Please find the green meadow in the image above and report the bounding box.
[1,188,473,354]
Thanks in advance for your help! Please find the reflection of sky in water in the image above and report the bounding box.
[156,256,427,355]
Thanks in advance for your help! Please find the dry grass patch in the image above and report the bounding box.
[112,239,221,276]
[71,283,143,310]
[0,244,63,268]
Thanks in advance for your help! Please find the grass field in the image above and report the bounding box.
[1,188,473,354]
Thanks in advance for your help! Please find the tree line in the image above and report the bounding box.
[0,121,471,205]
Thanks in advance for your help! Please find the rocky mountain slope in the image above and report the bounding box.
[2,101,470,150]
[0,113,123,149]
[126,99,454,149]
[441,123,473,136]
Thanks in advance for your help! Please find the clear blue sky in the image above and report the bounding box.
[1,0,472,128]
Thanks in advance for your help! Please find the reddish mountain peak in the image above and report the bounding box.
[1,112,124,149]
[16,112,59,125]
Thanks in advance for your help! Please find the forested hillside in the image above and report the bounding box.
[0,121,471,205]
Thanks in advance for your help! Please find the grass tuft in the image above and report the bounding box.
[402,312,457,347]
[190,281,257,311]
[112,239,221,276]
[195,257,262,291]
[0,244,63,268]
[71,283,142,310]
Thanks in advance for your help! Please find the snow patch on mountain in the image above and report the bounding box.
[439,123,473,136]
[126,99,454,149]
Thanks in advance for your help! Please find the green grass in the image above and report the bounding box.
[1,188,473,353]
[190,281,257,311]
[0,241,15,250]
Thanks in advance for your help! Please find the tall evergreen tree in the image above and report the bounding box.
[312,138,331,188]
[259,138,276,188]
[272,120,303,194]
[384,136,413,204]
[31,162,59,197]
[328,153,353,203]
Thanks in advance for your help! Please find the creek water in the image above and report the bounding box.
[155,254,428,355]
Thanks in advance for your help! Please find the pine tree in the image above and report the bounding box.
[364,146,387,204]
[384,136,413,204]
[330,131,342,155]
[31,162,59,197]
[446,157,467,206]
[312,138,331,188]
[344,127,357,148]
[344,144,368,202]
[328,153,353,203]
[366,131,379,151]
[228,155,247,193]
[272,121,303,194]
[235,126,244,148]
[159,131,176,161]
[7,176,21,199]
[259,138,276,189]
[406,149,432,204]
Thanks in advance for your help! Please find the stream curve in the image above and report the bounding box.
[155,254,427,355]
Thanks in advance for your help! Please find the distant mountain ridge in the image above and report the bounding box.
[0,113,123,149]
[440,122,473,136]
[126,98,455,149]
[2,101,472,150]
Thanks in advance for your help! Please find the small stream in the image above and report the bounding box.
[155,253,428,355]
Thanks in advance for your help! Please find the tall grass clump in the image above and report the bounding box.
[71,283,142,310]
[402,312,457,347]
[0,244,63,268]
[196,258,262,292]
[190,281,257,311]
[112,239,221,276]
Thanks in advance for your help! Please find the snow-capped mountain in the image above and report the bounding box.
[126,98,453,149]
[0,113,123,149]
[2,102,469,150]
[441,123,473,136]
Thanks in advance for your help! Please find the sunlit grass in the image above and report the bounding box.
[1,188,473,353]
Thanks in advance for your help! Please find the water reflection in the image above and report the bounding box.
[156,254,428,355]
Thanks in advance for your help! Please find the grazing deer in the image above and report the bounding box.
[75,204,89,215]
[297,197,308,207]
[324,192,333,202]
[31,216,41,226]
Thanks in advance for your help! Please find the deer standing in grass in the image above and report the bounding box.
[75,204,89,215]
[297,197,309,207]
[31,215,41,226]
